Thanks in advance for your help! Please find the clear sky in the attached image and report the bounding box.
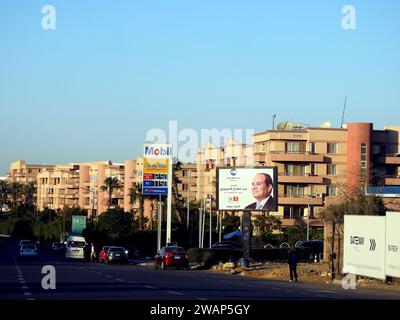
[1,0,399,175]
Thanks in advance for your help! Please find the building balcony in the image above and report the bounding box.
[278,195,324,206]
[377,154,400,165]
[254,152,266,163]
[278,174,325,184]
[270,152,325,163]
[385,176,400,186]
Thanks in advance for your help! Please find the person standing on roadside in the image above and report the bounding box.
[288,246,298,283]
[90,243,96,263]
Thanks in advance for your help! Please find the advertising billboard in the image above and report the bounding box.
[217,167,278,211]
[343,215,386,280]
[386,212,400,278]
[142,158,169,195]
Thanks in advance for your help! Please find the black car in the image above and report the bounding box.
[295,240,324,260]
[105,246,129,264]
[51,242,65,254]
[211,241,242,249]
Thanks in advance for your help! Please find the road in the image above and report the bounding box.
[1,237,399,301]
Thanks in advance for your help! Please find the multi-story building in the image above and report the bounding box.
[253,122,400,227]
[36,164,80,211]
[175,163,197,204]
[196,140,253,203]
[8,160,56,204]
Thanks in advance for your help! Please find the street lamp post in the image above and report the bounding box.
[186,172,190,230]
[208,194,212,248]
[306,194,311,241]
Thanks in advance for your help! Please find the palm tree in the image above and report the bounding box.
[100,177,121,210]
[22,181,35,207]
[9,181,23,210]
[172,161,185,226]
[129,183,145,230]
[0,180,10,213]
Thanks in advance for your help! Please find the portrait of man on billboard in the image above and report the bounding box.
[244,173,275,211]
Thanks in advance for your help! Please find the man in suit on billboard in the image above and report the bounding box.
[245,173,275,211]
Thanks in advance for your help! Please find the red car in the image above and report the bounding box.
[155,246,189,270]
[99,246,111,263]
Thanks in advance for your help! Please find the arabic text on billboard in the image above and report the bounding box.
[217,167,278,211]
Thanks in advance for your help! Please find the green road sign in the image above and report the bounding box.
[72,215,86,235]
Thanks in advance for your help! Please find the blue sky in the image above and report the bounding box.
[0,0,399,174]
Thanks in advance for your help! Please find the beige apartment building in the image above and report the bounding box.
[176,163,198,204]
[196,140,253,203]
[253,123,400,226]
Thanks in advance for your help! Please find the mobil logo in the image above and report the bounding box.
[144,144,172,158]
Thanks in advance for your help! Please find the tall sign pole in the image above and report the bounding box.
[166,157,173,244]
[143,143,173,246]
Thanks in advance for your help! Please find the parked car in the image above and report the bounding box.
[19,243,38,259]
[155,246,189,270]
[18,239,35,249]
[105,246,128,264]
[211,241,242,250]
[295,240,324,260]
[51,242,65,254]
[99,246,111,263]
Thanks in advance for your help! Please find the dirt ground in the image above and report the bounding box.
[209,261,400,292]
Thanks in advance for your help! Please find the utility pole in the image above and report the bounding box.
[209,195,212,248]
[199,205,203,248]
[186,171,190,230]
[157,195,163,252]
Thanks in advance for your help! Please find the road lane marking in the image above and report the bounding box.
[21,286,29,290]
[197,298,208,301]
[166,291,184,296]
[25,298,35,301]
[23,292,32,296]
[145,285,156,289]
[115,278,124,282]
[96,272,103,275]
[106,275,113,278]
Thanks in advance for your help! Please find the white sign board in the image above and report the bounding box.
[217,167,278,211]
[386,212,400,278]
[343,215,386,280]
[143,144,172,159]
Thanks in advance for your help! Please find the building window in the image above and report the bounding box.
[285,142,306,153]
[327,143,338,154]
[285,164,306,176]
[284,207,304,219]
[327,186,337,196]
[310,164,316,175]
[361,143,367,179]
[327,164,337,175]
[182,170,189,177]
[309,142,316,154]
[286,185,305,197]
[182,184,189,191]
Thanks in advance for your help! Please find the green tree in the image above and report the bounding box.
[96,208,135,240]
[100,177,121,210]
[22,181,35,207]
[0,180,10,214]
[129,183,147,230]
[9,182,23,210]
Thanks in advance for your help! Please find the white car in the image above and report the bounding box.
[65,236,86,260]
[19,243,38,258]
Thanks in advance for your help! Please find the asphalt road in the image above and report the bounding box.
[1,237,399,301]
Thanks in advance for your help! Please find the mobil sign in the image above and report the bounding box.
[143,144,172,159]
